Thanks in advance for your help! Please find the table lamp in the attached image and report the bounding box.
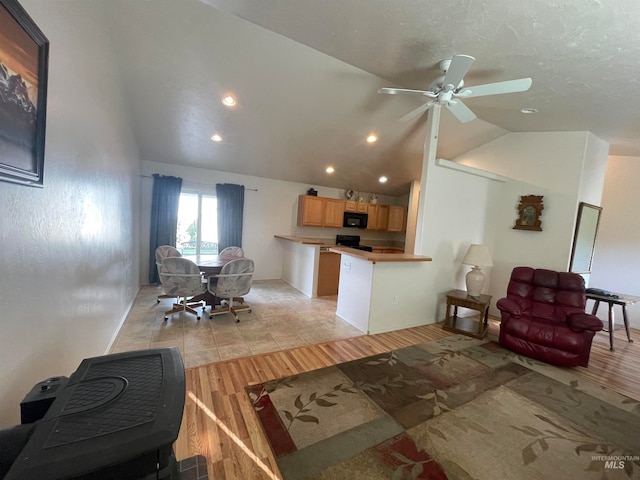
[462,244,493,297]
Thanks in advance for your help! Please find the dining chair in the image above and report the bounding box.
[155,245,182,303]
[219,246,245,257]
[207,258,254,322]
[158,257,206,320]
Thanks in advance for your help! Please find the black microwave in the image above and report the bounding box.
[343,212,368,228]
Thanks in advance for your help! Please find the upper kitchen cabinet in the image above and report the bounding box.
[345,200,369,213]
[297,195,345,227]
[366,204,389,231]
[297,195,325,227]
[388,205,408,232]
[324,198,346,228]
[298,194,406,231]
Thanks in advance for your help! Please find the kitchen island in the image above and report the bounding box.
[328,246,432,334]
[274,235,330,298]
[274,235,432,334]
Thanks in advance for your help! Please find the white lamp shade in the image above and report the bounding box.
[462,244,493,267]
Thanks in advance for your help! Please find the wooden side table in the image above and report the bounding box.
[586,291,638,351]
[442,289,492,339]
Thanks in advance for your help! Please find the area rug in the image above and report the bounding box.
[247,335,640,479]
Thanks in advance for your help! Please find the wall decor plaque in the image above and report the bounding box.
[513,195,543,231]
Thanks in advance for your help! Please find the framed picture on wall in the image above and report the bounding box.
[0,0,49,187]
[513,195,544,231]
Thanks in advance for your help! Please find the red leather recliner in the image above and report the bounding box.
[497,267,603,367]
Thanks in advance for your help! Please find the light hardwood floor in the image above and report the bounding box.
[164,300,640,479]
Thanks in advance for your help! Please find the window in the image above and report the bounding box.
[177,191,218,255]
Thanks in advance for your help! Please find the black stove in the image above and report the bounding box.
[336,235,373,252]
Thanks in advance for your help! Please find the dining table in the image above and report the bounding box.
[184,253,240,275]
[183,253,244,307]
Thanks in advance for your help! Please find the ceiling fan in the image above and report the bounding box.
[378,55,532,123]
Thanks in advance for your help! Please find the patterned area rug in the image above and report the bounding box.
[247,335,640,479]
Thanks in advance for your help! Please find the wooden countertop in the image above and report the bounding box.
[274,235,325,245]
[328,246,432,264]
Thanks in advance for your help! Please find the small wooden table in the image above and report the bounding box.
[442,289,492,339]
[586,291,638,351]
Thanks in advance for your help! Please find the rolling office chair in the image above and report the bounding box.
[219,246,245,257]
[207,258,254,322]
[155,245,182,303]
[158,257,206,320]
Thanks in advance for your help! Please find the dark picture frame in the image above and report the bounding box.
[513,195,544,231]
[0,0,48,187]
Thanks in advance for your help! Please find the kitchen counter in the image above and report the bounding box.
[330,247,433,335]
[274,235,325,245]
[328,246,431,264]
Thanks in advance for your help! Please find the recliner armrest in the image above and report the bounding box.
[496,298,521,316]
[567,313,604,332]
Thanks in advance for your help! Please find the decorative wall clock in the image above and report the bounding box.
[513,195,544,231]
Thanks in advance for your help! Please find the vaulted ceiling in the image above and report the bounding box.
[104,0,640,196]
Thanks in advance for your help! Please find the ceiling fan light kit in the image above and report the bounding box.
[379,54,532,123]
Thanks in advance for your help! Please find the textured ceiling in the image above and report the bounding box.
[105,0,640,195]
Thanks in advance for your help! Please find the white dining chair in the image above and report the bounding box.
[207,258,254,322]
[158,257,206,320]
[219,246,244,257]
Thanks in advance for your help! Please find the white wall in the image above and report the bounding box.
[454,131,609,314]
[590,156,640,327]
[413,114,505,324]
[0,1,141,426]
[140,161,405,283]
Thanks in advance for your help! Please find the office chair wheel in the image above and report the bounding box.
[235,316,240,323]
[164,316,168,321]
[196,315,201,320]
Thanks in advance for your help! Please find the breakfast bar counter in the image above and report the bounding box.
[328,246,431,263]
[328,247,432,335]
[273,235,325,245]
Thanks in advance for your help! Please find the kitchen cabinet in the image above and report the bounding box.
[366,204,378,230]
[367,204,389,230]
[297,195,324,227]
[317,251,340,296]
[345,201,369,213]
[298,194,407,231]
[324,199,345,228]
[387,205,407,232]
[376,204,389,230]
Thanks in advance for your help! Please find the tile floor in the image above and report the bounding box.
[109,280,364,368]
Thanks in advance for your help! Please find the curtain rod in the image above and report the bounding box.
[141,174,258,191]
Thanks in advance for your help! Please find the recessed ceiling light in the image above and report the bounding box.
[520,107,538,114]
[379,176,388,183]
[326,166,335,174]
[211,134,222,142]
[366,134,378,143]
[222,95,236,106]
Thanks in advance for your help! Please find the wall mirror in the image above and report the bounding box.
[569,202,603,274]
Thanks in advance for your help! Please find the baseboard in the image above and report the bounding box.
[104,285,142,355]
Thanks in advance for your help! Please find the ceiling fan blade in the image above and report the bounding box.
[399,102,434,122]
[446,100,476,123]
[378,87,434,96]
[442,54,475,89]
[457,77,532,98]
